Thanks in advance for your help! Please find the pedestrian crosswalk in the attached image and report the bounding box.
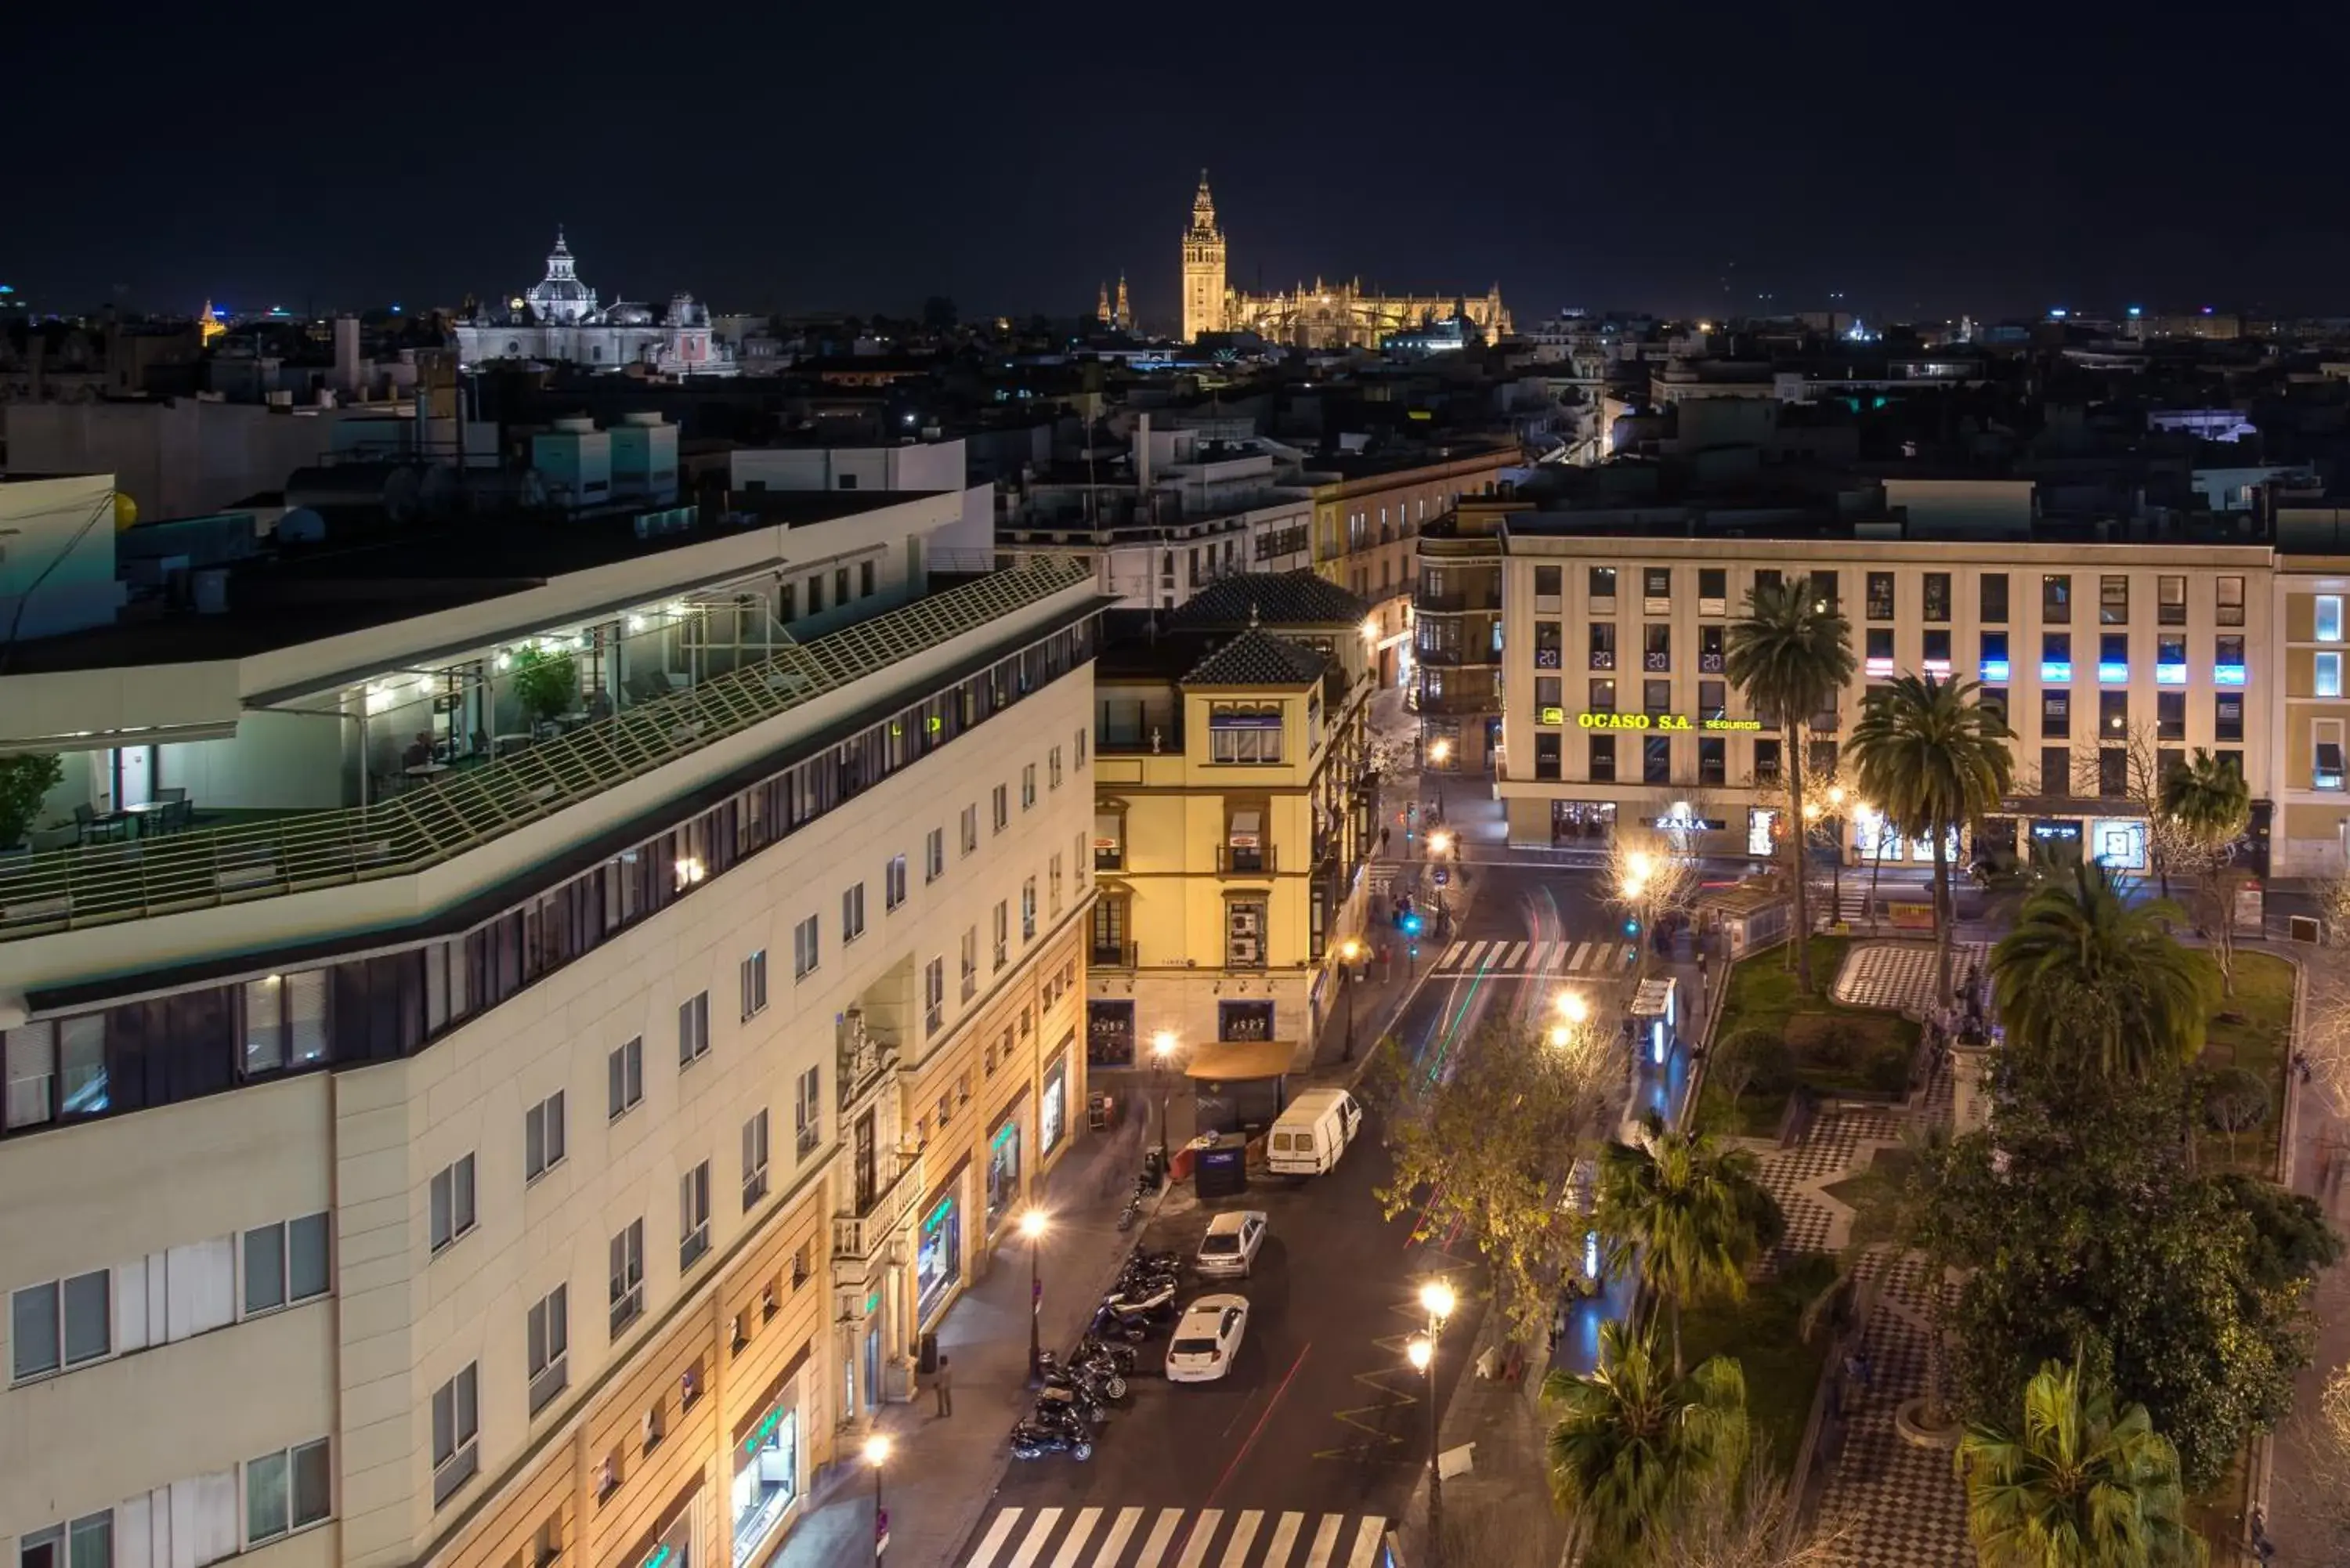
[1429,938,1637,977]
[960,1506,1391,1568]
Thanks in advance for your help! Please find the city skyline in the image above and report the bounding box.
[12,0,2350,325]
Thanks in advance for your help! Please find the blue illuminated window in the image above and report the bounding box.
[2214,634,2246,686]
[1979,630,2009,683]
[2098,633,2128,684]
[2041,632,2071,684]
[2157,634,2186,685]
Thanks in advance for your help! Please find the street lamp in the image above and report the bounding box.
[1556,989,1591,1025]
[1412,1277,1457,1562]
[863,1434,891,1564]
[1020,1209,1048,1381]
[1150,1030,1177,1168]
[1337,939,1364,1060]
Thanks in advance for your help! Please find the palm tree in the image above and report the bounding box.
[1990,861,2214,1082]
[1593,1125,1784,1376]
[1543,1320,1748,1566]
[2158,748,2253,997]
[1726,576,1856,991]
[1849,672,2015,1006]
[1956,1356,2203,1567]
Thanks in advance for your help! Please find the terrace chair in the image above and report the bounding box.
[72,803,125,845]
[155,787,191,833]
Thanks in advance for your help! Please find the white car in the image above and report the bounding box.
[1195,1210,1268,1279]
[1165,1295,1250,1384]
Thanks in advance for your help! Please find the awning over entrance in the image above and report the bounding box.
[1182,1039,1295,1081]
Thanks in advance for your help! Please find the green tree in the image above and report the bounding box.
[2199,1065,2270,1165]
[508,646,580,726]
[1724,576,1855,991]
[1932,1086,2313,1490]
[1990,861,2214,1083]
[1593,1125,1784,1376]
[1373,1018,1614,1345]
[1956,1354,2203,1568]
[1542,1321,1748,1566]
[2211,1172,2345,1292]
[1712,1025,1792,1107]
[1848,672,2014,1005]
[2158,748,2253,997]
[0,752,65,849]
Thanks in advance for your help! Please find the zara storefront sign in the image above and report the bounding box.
[1572,712,1762,732]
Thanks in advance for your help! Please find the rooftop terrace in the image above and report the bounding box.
[0,557,1092,941]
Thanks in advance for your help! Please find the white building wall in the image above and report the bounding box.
[0,657,1097,1568]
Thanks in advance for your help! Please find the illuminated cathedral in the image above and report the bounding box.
[452,231,738,378]
[1179,172,1510,349]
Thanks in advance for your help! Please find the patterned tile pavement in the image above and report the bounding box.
[1814,1255,1972,1567]
[1727,939,1978,1564]
[1831,941,1989,1014]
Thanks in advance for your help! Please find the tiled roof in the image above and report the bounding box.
[1180,627,1332,687]
[1167,571,1371,630]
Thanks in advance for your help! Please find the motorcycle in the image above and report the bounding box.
[1117,1192,1143,1232]
[1112,1261,1183,1294]
[1089,1306,1147,1344]
[1074,1332,1140,1371]
[1038,1352,1130,1403]
[1008,1420,1094,1462]
[1033,1382,1110,1428]
[1100,1282,1178,1321]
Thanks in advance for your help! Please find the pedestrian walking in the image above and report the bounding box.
[1379,825,1391,857]
[933,1354,953,1418]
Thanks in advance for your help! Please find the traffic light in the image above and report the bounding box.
[1623,919,1640,938]
[1400,911,1425,938]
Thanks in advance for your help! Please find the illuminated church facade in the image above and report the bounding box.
[453,232,739,377]
[1179,172,1511,349]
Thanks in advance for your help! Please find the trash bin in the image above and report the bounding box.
[1086,1090,1115,1132]
[1194,1133,1250,1199]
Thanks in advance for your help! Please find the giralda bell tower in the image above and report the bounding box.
[1181,169,1227,341]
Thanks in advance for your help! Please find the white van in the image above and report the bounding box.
[1266,1087,1364,1176]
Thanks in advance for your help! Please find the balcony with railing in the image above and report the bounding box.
[831,1151,924,1276]
[1216,844,1278,876]
[0,559,1094,940]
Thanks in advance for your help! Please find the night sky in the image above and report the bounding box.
[16,0,2349,326]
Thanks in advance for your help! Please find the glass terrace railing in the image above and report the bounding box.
[0,559,1093,940]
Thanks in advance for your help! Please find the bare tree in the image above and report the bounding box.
[1648,1451,1860,1568]
[2068,724,2196,901]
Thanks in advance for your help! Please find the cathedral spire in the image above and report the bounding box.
[1097,280,1111,324]
[1115,273,1130,330]
[1189,169,1219,239]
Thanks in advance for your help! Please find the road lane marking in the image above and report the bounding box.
[1502,941,1527,966]
[1260,1512,1304,1567]
[1570,941,1593,970]
[1170,1509,1223,1568]
[1131,1509,1183,1566]
[1216,1512,1261,1566]
[1007,1508,1062,1568]
[1086,1508,1143,1566]
[1304,1516,1344,1567]
[1463,940,1491,968]
[1047,1508,1101,1568]
[1345,1517,1388,1568]
[967,1510,1024,1568]
[1441,941,1466,966]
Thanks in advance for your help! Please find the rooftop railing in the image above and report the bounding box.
[0,559,1092,941]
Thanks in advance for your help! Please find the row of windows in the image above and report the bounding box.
[1530,565,2249,628]
[0,616,1100,1143]
[1539,620,2251,686]
[10,1212,330,1385]
[16,1438,333,1568]
[1531,726,2247,791]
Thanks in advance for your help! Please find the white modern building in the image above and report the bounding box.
[0,476,1104,1568]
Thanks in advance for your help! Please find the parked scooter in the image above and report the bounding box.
[1074,1332,1141,1371]
[1008,1420,1094,1461]
[1090,1306,1148,1344]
